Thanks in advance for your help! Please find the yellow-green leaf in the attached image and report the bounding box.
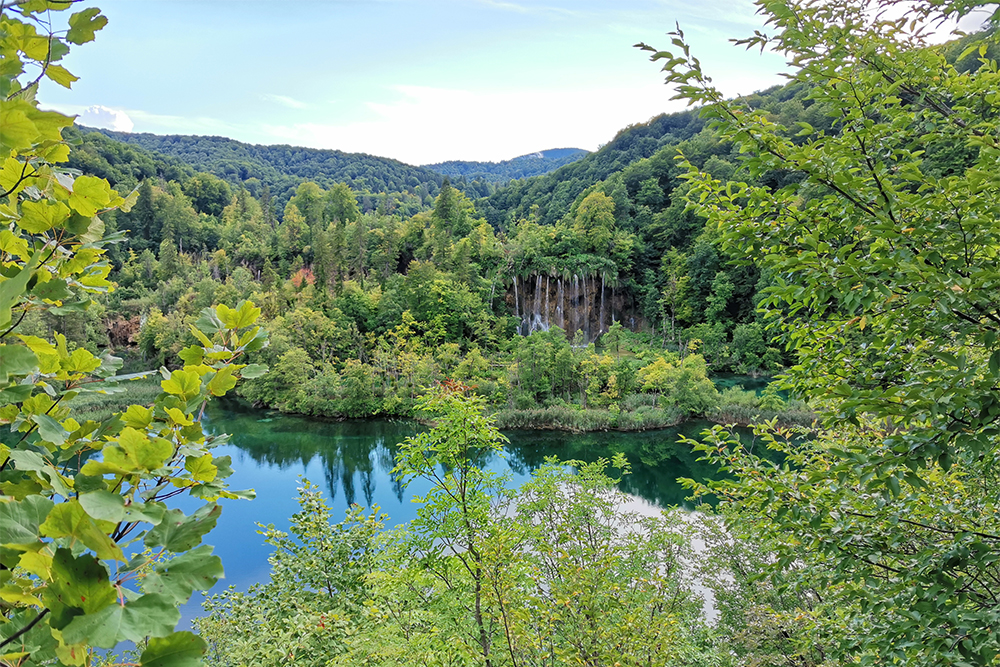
[206,366,238,397]
[161,369,201,400]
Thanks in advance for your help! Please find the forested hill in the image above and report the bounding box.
[424,148,589,183]
[477,109,706,228]
[83,127,451,216]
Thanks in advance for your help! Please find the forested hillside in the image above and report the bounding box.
[57,81,842,431]
[53,19,988,433]
[424,147,589,183]
[88,128,450,216]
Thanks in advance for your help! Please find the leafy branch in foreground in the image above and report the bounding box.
[0,3,268,666]
[642,0,1000,663]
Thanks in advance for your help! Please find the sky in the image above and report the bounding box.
[35,0,987,165]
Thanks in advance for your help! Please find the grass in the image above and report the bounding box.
[493,400,684,433]
[69,375,162,423]
[707,386,815,427]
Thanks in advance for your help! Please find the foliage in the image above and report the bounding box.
[88,129,449,217]
[198,386,709,666]
[642,0,1000,662]
[196,481,384,667]
[0,4,266,665]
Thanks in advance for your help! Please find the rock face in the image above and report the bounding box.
[507,274,642,343]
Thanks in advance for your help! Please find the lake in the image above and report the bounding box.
[180,400,741,622]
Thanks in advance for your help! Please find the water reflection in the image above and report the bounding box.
[204,400,744,512]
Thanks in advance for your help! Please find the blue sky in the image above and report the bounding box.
[40,0,794,164]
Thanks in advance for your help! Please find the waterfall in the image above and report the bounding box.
[599,273,605,335]
[513,277,520,334]
[535,275,543,333]
[545,275,550,329]
[573,274,579,339]
[583,274,590,342]
[558,279,564,331]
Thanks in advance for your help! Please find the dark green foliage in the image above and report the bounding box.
[89,128,449,215]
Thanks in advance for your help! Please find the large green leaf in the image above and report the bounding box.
[31,414,67,446]
[0,344,38,382]
[17,199,69,233]
[61,593,179,647]
[206,366,237,397]
[144,504,221,553]
[78,490,125,523]
[161,369,201,401]
[0,250,41,329]
[0,495,53,547]
[39,499,124,561]
[141,545,224,604]
[43,548,116,621]
[67,174,112,216]
[139,631,207,667]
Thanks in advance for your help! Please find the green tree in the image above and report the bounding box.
[391,383,518,667]
[644,0,1000,662]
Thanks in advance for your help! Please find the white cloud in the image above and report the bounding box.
[78,105,134,132]
[260,93,309,110]
[254,60,781,164]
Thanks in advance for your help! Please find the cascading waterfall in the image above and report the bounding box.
[534,274,543,333]
[599,273,605,336]
[573,274,579,338]
[558,279,565,331]
[510,272,633,343]
[513,276,520,333]
[544,275,550,330]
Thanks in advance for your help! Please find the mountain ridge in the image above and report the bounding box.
[423,148,589,183]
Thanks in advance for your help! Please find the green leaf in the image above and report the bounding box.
[0,344,39,381]
[67,175,112,217]
[31,277,73,301]
[206,366,237,397]
[86,427,173,475]
[161,369,201,400]
[44,63,78,88]
[39,499,124,561]
[194,308,224,335]
[144,504,221,553]
[0,495,53,547]
[177,345,204,366]
[0,250,41,329]
[66,8,108,45]
[18,199,69,233]
[43,548,117,620]
[240,363,267,379]
[61,593,179,648]
[6,449,73,497]
[139,631,207,667]
[0,106,40,153]
[184,454,217,482]
[78,490,125,523]
[141,545,224,604]
[121,404,153,429]
[32,414,67,445]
